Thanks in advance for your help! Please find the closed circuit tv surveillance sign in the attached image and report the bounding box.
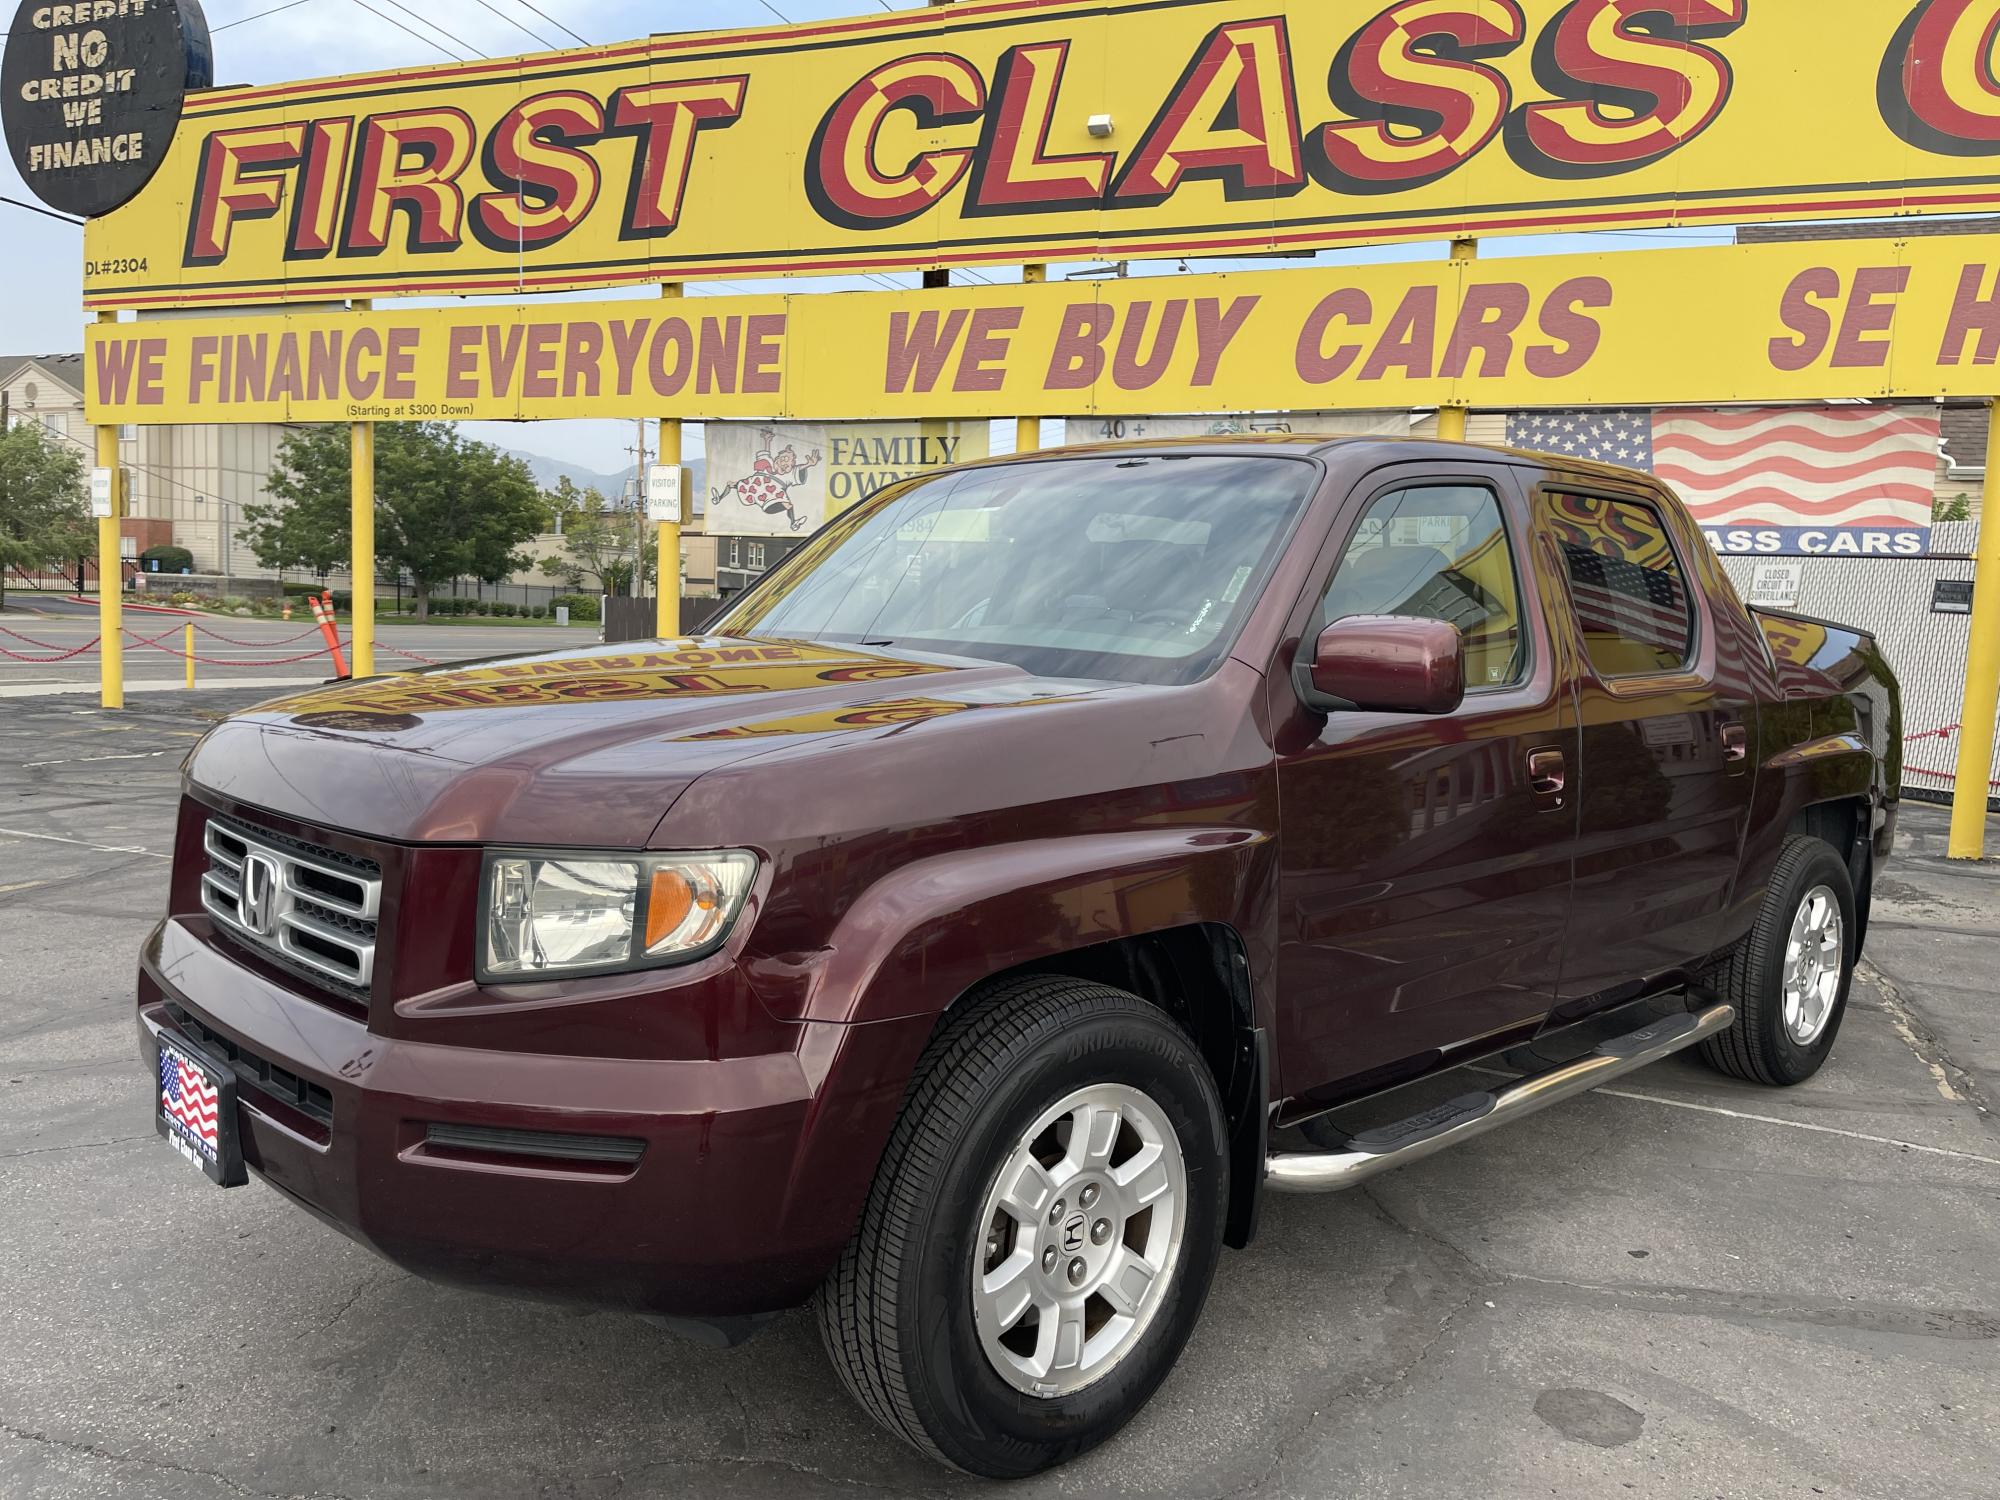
[2,0,212,218]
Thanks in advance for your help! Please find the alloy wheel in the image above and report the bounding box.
[971,1083,1187,1398]
[1782,882,1844,1046]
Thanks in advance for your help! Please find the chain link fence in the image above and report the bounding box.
[1716,520,1993,808]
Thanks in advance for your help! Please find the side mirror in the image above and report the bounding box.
[1295,615,1465,715]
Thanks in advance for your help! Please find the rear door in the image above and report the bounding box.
[1534,481,1758,1020]
[1271,463,1579,1098]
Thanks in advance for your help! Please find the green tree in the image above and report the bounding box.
[539,478,650,593]
[244,427,351,578]
[0,422,91,610]
[385,428,548,606]
[254,423,549,617]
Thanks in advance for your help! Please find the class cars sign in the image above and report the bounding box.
[74,0,2000,308]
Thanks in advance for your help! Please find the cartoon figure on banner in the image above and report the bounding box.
[713,428,824,532]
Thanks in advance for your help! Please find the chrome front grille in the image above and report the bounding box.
[200,817,381,992]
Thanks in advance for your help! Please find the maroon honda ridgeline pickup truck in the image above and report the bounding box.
[142,438,1898,1477]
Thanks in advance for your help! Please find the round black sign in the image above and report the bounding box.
[2,0,213,218]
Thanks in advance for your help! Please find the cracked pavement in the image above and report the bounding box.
[2,689,1997,1499]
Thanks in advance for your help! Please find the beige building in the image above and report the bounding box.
[2,352,302,584]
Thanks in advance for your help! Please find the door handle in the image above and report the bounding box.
[1721,722,1749,762]
[1527,747,1567,797]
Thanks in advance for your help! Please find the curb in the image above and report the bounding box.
[66,595,205,617]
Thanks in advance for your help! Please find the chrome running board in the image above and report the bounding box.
[1265,1003,1735,1194]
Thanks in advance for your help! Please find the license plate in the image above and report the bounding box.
[155,1036,247,1187]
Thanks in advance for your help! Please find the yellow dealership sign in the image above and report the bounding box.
[78,0,2000,308]
[85,235,2000,423]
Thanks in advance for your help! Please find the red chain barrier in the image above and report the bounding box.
[376,643,444,665]
[0,625,86,651]
[0,636,100,662]
[1900,725,2000,790]
[135,636,347,667]
[1905,766,2000,789]
[0,623,182,664]
[0,622,347,670]
[0,623,170,651]
[190,622,327,647]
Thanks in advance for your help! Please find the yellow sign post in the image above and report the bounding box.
[349,294,375,680]
[1950,399,2000,861]
[657,284,683,640]
[1435,238,1478,443]
[1017,264,1046,454]
[92,311,122,710]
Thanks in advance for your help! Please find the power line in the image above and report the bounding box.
[213,0,314,31]
[372,0,487,58]
[3,195,83,226]
[348,0,466,60]
[501,0,588,47]
[466,0,557,51]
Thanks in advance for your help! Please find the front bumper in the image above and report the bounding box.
[138,917,931,1318]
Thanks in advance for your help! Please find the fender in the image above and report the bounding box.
[784,826,1278,1028]
[1765,731,1876,806]
[765,828,1277,1265]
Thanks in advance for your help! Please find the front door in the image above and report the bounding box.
[1272,466,1578,1099]
[1535,485,1759,1019]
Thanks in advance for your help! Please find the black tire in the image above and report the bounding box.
[815,976,1228,1478]
[1698,836,1858,1086]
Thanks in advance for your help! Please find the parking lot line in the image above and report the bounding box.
[0,827,169,859]
[1466,1064,2000,1169]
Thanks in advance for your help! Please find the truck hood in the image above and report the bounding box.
[184,637,1110,846]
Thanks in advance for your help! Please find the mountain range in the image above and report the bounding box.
[506,449,708,502]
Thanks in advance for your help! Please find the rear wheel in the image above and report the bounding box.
[816,976,1227,1478]
[1698,836,1857,1086]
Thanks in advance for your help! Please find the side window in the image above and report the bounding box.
[1545,494,1695,677]
[1321,483,1525,689]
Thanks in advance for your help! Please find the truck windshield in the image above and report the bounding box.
[715,454,1318,685]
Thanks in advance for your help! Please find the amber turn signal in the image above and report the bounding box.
[645,868,697,951]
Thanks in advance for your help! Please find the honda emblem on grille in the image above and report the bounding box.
[239,852,281,937]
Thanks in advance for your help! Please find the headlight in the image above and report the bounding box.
[480,850,757,980]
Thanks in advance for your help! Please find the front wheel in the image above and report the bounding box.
[816,977,1228,1478]
[1699,836,1858,1086]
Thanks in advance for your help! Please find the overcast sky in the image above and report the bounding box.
[0,0,1732,473]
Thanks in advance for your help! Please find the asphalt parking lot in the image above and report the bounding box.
[2,687,1996,1500]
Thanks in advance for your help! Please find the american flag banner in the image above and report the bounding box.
[1507,410,1656,470]
[160,1047,220,1158]
[1507,406,1940,557]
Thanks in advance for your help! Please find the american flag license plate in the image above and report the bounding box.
[155,1037,246,1187]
